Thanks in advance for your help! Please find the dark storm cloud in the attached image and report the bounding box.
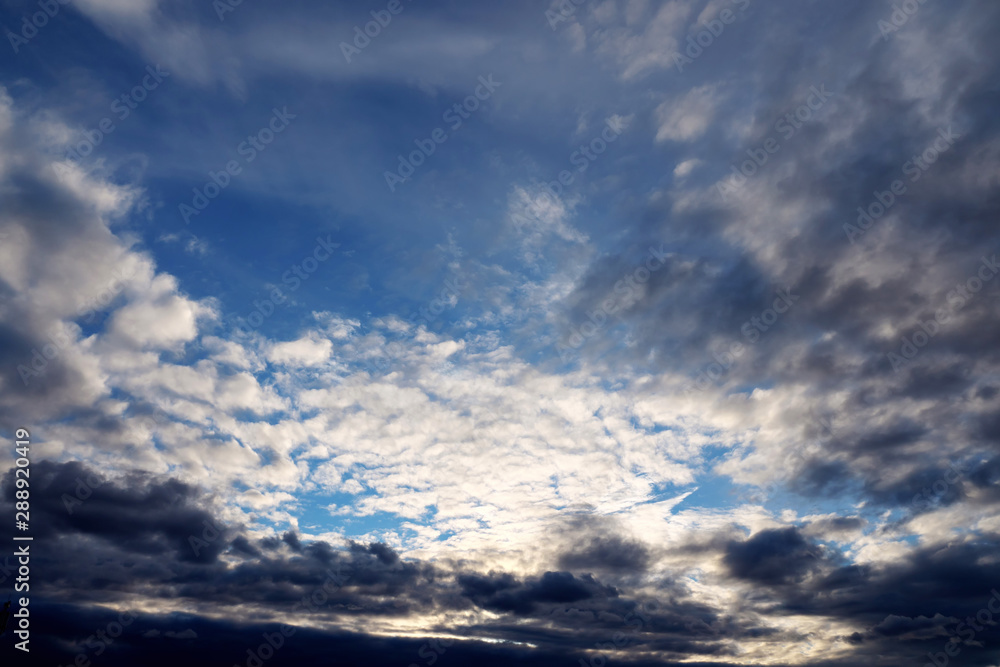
[354,539,401,565]
[549,0,1000,541]
[0,461,780,662]
[0,599,752,667]
[0,461,430,610]
[458,570,617,613]
[810,540,1000,664]
[550,514,655,575]
[0,322,87,409]
[808,517,865,533]
[618,520,1000,664]
[281,530,302,552]
[557,533,652,573]
[799,516,867,543]
[556,249,774,368]
[789,460,857,499]
[968,455,1000,498]
[854,421,927,451]
[723,528,825,585]
[693,522,1000,664]
[0,463,523,613]
[2,460,230,563]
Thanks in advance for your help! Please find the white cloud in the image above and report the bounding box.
[107,275,213,350]
[592,0,694,80]
[655,86,720,143]
[267,333,333,367]
[506,185,589,268]
[674,158,702,177]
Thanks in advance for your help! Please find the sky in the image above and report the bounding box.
[1,0,999,664]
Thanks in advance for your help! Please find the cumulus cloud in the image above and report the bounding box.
[267,334,334,367]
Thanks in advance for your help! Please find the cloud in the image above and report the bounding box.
[459,570,618,614]
[592,0,694,80]
[107,274,212,350]
[723,527,825,585]
[5,1,1000,664]
[655,86,720,143]
[674,158,702,177]
[267,333,333,367]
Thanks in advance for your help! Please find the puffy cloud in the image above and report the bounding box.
[267,333,333,367]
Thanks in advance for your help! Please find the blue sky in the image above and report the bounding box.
[2,0,1000,665]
